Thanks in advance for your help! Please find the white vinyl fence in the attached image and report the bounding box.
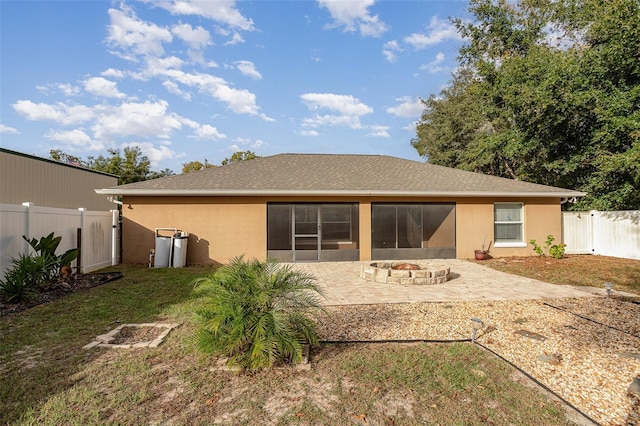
[563,210,640,260]
[1,203,118,279]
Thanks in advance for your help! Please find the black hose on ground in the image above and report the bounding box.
[543,302,639,339]
[320,338,471,344]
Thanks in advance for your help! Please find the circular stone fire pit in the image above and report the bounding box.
[360,262,450,285]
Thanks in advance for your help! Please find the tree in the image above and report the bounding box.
[50,147,174,184]
[412,0,640,210]
[221,150,261,165]
[192,256,323,371]
[49,149,84,167]
[181,160,215,174]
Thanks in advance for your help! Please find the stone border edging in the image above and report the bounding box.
[83,323,179,349]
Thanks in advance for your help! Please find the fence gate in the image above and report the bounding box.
[562,212,594,254]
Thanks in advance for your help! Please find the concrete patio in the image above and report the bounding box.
[289,259,607,305]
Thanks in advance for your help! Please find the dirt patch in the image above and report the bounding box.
[111,326,165,345]
[0,272,123,317]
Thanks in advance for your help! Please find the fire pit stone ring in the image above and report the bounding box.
[360,262,450,285]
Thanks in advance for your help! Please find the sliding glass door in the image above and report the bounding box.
[267,203,359,262]
[293,204,320,261]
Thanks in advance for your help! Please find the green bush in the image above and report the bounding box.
[0,254,48,303]
[23,232,78,280]
[192,256,324,371]
[529,235,566,259]
[0,233,80,303]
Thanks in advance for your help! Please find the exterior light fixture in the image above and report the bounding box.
[604,282,613,298]
[471,318,484,343]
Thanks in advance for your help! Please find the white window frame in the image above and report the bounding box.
[493,202,526,247]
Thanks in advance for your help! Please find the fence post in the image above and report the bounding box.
[111,210,118,266]
[78,208,86,273]
[21,202,34,255]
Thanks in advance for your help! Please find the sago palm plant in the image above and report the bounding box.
[192,256,324,371]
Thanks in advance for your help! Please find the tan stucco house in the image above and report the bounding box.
[95,154,585,265]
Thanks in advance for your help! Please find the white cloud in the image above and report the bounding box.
[140,56,185,78]
[382,40,401,63]
[235,60,262,80]
[161,69,272,120]
[419,52,447,74]
[171,23,212,49]
[36,83,81,96]
[84,77,126,99]
[224,32,245,45]
[318,0,388,37]
[91,100,185,140]
[145,0,255,31]
[57,83,81,96]
[367,125,389,137]
[228,137,264,152]
[13,100,95,125]
[301,93,373,129]
[302,114,363,129]
[106,6,173,60]
[404,16,460,50]
[300,130,319,137]
[301,93,373,116]
[0,124,19,134]
[386,96,424,118]
[121,141,177,166]
[191,124,226,140]
[402,121,419,132]
[45,129,104,151]
[162,80,191,100]
[101,68,126,78]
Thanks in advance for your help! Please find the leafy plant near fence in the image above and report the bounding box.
[192,256,324,371]
[23,232,79,279]
[0,233,79,303]
[529,235,566,259]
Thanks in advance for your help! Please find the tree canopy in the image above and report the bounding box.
[50,147,174,185]
[181,151,261,173]
[181,160,216,174]
[412,0,640,210]
[221,150,261,166]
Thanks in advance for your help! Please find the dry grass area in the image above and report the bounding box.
[478,255,640,295]
[2,257,639,425]
[0,265,580,426]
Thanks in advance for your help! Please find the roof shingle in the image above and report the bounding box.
[95,154,585,197]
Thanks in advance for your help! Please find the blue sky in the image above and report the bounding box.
[1,0,470,173]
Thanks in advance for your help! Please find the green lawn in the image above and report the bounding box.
[0,265,574,425]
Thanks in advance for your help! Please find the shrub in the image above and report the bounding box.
[23,232,78,280]
[0,232,80,303]
[192,256,324,371]
[529,235,566,259]
[0,254,48,303]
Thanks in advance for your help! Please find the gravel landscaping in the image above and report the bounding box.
[317,296,640,426]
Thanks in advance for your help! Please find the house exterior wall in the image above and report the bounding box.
[1,149,118,211]
[121,195,562,265]
[456,197,562,258]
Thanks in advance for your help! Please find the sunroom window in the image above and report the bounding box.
[494,203,525,246]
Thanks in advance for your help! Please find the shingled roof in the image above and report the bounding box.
[95,154,585,198]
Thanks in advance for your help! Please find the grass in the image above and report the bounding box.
[478,254,640,294]
[0,264,578,425]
